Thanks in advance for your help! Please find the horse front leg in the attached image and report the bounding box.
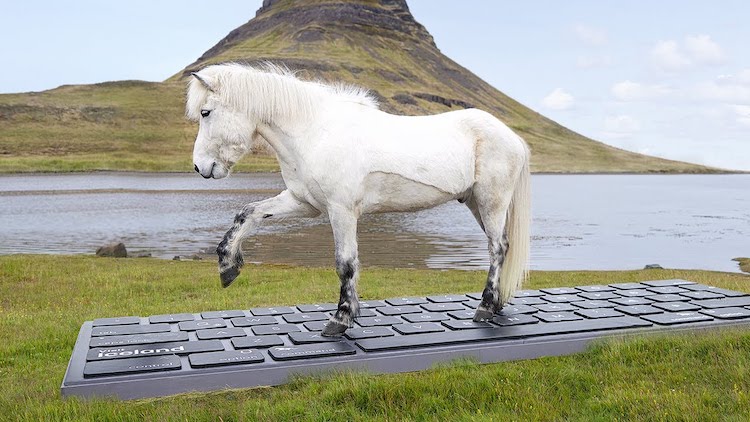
[322,207,360,337]
[217,190,319,287]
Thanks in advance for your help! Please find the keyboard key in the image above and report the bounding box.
[252,324,300,336]
[700,307,750,319]
[614,305,662,316]
[691,296,750,309]
[92,324,171,337]
[492,314,539,326]
[575,285,616,293]
[641,279,696,287]
[541,295,583,303]
[646,294,689,303]
[463,300,481,308]
[345,326,395,340]
[250,306,295,316]
[149,313,195,324]
[614,289,652,297]
[355,309,378,317]
[288,332,341,344]
[509,297,546,305]
[574,308,624,319]
[466,292,484,300]
[84,355,181,377]
[356,317,653,351]
[378,306,422,316]
[421,302,465,312]
[355,316,403,326]
[681,285,746,297]
[641,312,712,325]
[651,302,701,312]
[297,303,338,313]
[196,328,247,340]
[679,291,725,300]
[303,321,329,331]
[512,290,545,297]
[540,287,580,295]
[447,310,478,320]
[534,312,583,322]
[87,340,224,361]
[385,297,428,306]
[232,335,284,349]
[283,312,328,324]
[609,282,647,290]
[426,294,469,303]
[500,304,539,314]
[230,316,278,327]
[610,297,652,306]
[189,350,264,367]
[393,323,445,335]
[269,343,357,361]
[646,286,688,295]
[92,316,140,327]
[571,300,615,309]
[90,332,189,348]
[533,303,577,312]
[178,319,226,331]
[201,310,245,319]
[442,320,493,330]
[359,300,387,308]
[579,292,620,301]
[403,313,450,323]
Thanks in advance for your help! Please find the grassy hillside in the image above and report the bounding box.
[0,0,715,173]
[1,255,749,420]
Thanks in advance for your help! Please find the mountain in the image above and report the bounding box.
[0,0,712,173]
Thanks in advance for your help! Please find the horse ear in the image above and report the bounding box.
[191,72,216,92]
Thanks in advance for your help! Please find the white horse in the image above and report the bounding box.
[187,63,531,337]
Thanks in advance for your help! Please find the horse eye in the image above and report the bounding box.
[200,110,211,118]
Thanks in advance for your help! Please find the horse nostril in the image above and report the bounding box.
[194,164,200,173]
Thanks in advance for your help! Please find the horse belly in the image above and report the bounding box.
[360,172,459,213]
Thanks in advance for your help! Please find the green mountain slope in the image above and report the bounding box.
[0,0,713,173]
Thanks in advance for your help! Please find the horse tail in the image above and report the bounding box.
[499,146,531,304]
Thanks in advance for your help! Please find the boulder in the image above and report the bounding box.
[96,242,127,258]
[643,264,663,270]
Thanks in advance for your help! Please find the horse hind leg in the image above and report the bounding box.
[322,206,361,337]
[467,190,512,322]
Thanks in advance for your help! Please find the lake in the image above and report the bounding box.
[0,172,747,273]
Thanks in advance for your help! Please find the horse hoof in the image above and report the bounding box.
[473,308,494,322]
[220,266,240,288]
[321,320,348,337]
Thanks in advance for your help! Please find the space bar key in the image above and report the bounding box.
[355,316,652,351]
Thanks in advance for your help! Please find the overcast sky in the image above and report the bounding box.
[1,1,748,170]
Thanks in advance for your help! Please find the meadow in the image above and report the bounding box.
[1,255,749,420]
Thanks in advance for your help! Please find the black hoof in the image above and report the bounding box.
[220,266,240,288]
[321,320,348,337]
[473,308,494,322]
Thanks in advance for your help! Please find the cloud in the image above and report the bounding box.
[732,105,750,126]
[612,80,671,101]
[684,35,726,65]
[651,35,727,72]
[573,24,607,46]
[603,115,641,139]
[693,70,750,103]
[541,88,575,110]
[651,40,691,71]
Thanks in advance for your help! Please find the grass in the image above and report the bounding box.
[1,255,749,420]
[734,257,750,273]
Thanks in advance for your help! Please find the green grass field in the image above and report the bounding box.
[1,255,749,420]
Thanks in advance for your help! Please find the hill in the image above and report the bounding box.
[0,0,713,173]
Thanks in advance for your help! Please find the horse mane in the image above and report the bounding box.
[185,62,379,123]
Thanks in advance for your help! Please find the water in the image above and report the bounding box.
[1,172,748,272]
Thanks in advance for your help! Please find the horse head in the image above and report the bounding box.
[188,69,257,179]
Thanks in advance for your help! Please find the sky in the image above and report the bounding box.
[1,1,748,170]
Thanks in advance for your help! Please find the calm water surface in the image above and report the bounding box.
[1,172,747,272]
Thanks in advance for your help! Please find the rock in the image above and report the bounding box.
[190,254,203,261]
[96,242,127,258]
[172,255,181,261]
[134,252,152,258]
[644,264,663,270]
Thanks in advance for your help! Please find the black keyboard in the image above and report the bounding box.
[62,279,750,399]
